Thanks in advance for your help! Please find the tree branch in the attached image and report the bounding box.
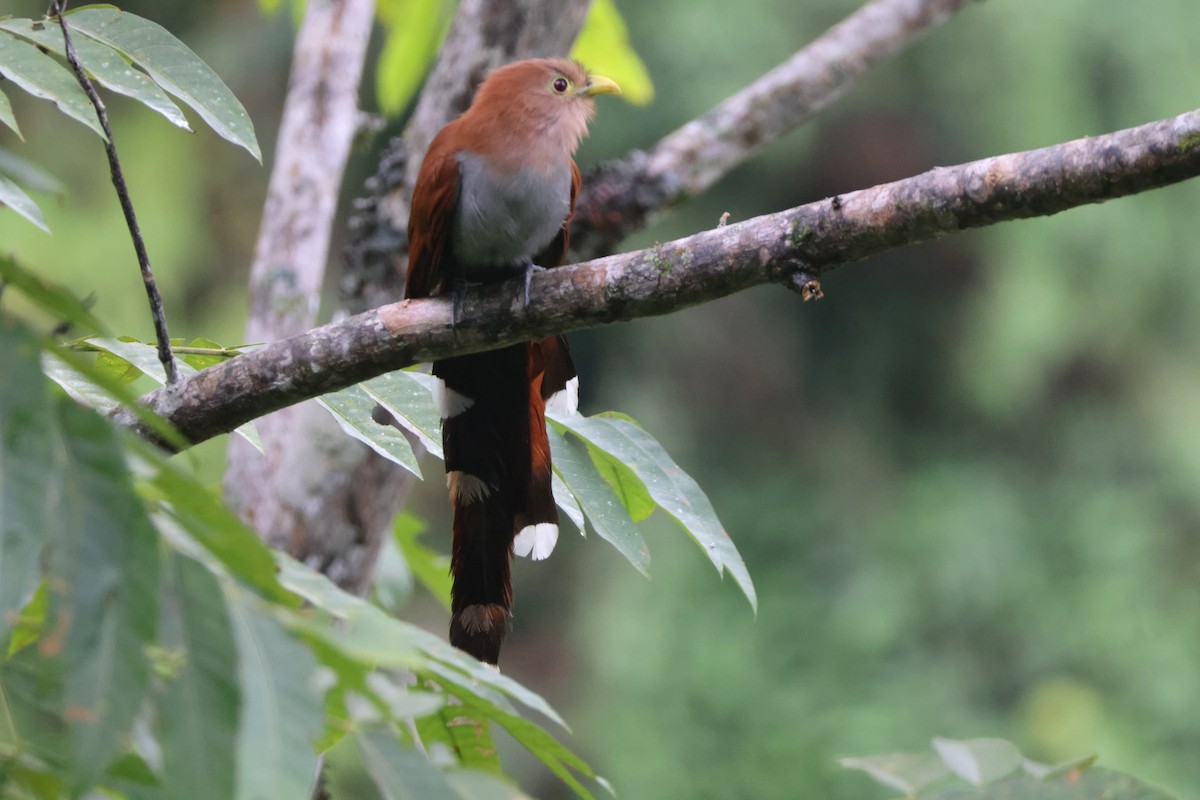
[115,108,1200,447]
[572,0,971,258]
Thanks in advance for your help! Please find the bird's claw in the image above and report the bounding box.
[521,261,547,309]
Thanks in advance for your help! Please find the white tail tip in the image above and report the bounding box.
[513,522,559,560]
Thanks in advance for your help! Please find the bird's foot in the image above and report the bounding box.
[520,260,547,310]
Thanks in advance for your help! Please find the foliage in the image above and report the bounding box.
[0,5,258,231]
[0,260,607,798]
[841,737,1175,799]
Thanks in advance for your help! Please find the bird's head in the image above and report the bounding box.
[465,58,621,166]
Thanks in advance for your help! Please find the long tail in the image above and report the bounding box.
[433,336,575,664]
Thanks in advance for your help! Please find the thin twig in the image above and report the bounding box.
[51,0,178,385]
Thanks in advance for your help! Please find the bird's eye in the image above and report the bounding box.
[552,77,569,93]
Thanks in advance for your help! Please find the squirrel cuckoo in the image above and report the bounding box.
[404,59,619,664]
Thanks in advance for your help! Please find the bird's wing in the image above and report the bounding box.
[405,136,462,299]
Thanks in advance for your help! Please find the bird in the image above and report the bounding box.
[404,58,620,665]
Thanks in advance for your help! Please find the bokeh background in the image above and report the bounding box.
[3,0,1200,797]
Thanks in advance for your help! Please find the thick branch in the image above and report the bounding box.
[116,109,1200,447]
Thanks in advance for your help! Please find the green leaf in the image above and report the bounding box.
[156,553,239,800]
[569,0,654,106]
[50,395,159,790]
[838,752,950,796]
[318,384,423,477]
[932,736,1022,787]
[0,174,48,232]
[0,17,190,131]
[65,7,261,161]
[417,699,501,776]
[358,729,459,800]
[548,424,650,575]
[0,30,106,139]
[364,371,443,459]
[393,512,452,613]
[559,413,757,611]
[0,149,61,195]
[923,766,1178,800]
[374,0,451,116]
[0,320,55,649]
[0,85,20,137]
[228,600,323,800]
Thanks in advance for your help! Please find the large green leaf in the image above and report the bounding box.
[0,175,48,232]
[0,30,106,139]
[0,17,190,131]
[547,425,650,576]
[0,321,55,649]
[318,384,423,477]
[65,7,260,161]
[554,413,757,610]
[51,396,159,790]
[155,553,239,800]
[228,601,323,800]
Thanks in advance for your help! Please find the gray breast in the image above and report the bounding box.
[452,151,572,276]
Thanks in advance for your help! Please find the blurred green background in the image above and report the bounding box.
[3,0,1200,797]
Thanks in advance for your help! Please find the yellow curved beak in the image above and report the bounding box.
[582,74,621,97]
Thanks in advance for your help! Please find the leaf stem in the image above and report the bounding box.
[51,0,179,385]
